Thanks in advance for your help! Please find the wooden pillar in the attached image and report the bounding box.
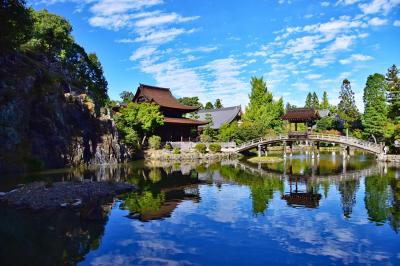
[317,141,320,158]
[258,144,262,157]
[283,141,287,159]
[295,122,297,131]
[311,140,315,159]
[290,141,293,157]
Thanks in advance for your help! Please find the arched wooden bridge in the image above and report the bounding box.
[234,133,383,155]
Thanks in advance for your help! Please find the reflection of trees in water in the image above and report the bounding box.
[121,166,202,221]
[0,208,106,266]
[364,170,400,232]
[338,178,360,218]
[219,165,284,215]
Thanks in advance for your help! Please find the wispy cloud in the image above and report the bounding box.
[339,53,373,64]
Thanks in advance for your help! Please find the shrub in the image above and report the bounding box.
[195,143,207,153]
[173,147,181,154]
[208,143,221,153]
[164,143,172,151]
[148,135,161,150]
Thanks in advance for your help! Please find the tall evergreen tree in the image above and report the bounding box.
[338,79,359,130]
[204,102,214,109]
[386,64,400,121]
[244,77,282,131]
[362,74,388,139]
[305,92,312,108]
[320,91,330,109]
[214,98,223,109]
[312,92,319,109]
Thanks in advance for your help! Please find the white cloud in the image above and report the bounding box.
[339,53,373,64]
[182,46,218,54]
[90,0,162,16]
[305,74,322,80]
[359,0,400,15]
[292,82,309,91]
[336,0,361,5]
[134,28,196,44]
[394,20,400,26]
[368,17,388,26]
[321,2,330,7]
[134,13,199,28]
[129,46,158,61]
[325,35,355,52]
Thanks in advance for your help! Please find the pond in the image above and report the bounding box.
[0,152,399,266]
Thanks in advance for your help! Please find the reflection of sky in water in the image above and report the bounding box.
[81,176,400,266]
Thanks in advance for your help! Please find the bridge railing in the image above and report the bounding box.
[236,133,382,153]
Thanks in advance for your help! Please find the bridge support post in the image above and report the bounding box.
[317,141,320,158]
[289,142,293,157]
[283,141,287,159]
[258,144,262,157]
[311,141,315,159]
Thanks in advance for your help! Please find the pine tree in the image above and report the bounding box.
[214,99,223,109]
[312,92,319,109]
[320,91,330,109]
[244,76,282,131]
[338,79,359,130]
[205,102,214,109]
[386,64,400,121]
[305,92,312,108]
[362,74,388,139]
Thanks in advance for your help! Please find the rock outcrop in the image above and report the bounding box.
[0,52,132,173]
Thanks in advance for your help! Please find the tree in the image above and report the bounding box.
[205,102,214,109]
[214,99,223,109]
[305,92,313,108]
[386,64,400,121]
[114,102,164,147]
[362,74,388,139]
[320,91,330,109]
[338,79,359,130]
[24,9,74,56]
[120,91,134,103]
[312,92,319,109]
[178,96,203,108]
[0,0,33,52]
[86,53,108,106]
[244,77,282,132]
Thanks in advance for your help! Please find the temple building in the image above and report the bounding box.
[197,106,242,130]
[132,84,208,141]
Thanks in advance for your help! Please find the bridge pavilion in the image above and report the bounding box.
[282,108,320,137]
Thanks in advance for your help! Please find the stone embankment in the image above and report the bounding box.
[146,150,241,161]
[0,181,136,220]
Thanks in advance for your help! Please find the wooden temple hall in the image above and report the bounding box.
[132,84,208,141]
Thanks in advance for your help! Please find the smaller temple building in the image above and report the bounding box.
[282,108,320,137]
[197,106,242,130]
[132,84,208,141]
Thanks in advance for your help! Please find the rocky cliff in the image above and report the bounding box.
[0,52,131,173]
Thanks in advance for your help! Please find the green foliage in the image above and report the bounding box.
[204,101,214,109]
[316,115,335,131]
[121,191,165,214]
[120,91,134,103]
[386,64,400,121]
[195,143,207,153]
[178,96,203,108]
[214,99,223,109]
[338,79,360,130]
[148,135,161,150]
[208,143,221,153]
[244,77,283,132]
[164,143,172,151]
[320,91,330,109]
[114,102,164,149]
[0,0,33,52]
[305,91,320,109]
[24,9,74,56]
[173,147,181,154]
[362,73,388,140]
[218,121,264,144]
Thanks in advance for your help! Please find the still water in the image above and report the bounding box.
[0,152,400,266]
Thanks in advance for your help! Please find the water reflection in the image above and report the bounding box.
[1,153,400,265]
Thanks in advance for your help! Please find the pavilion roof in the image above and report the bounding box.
[164,117,209,125]
[282,108,320,122]
[133,84,199,111]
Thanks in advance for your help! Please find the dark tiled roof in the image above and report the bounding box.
[134,84,199,111]
[282,108,320,122]
[164,117,209,125]
[197,106,242,129]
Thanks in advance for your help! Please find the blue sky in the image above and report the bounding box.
[29,0,400,110]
